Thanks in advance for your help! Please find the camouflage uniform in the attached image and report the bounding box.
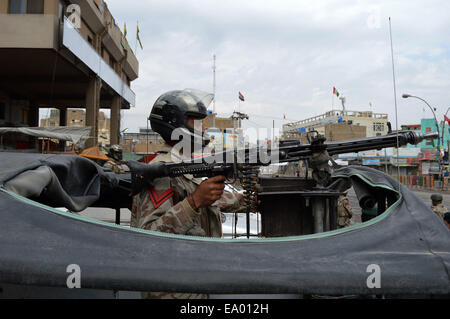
[337,194,353,228]
[103,159,125,174]
[131,143,244,299]
[431,203,447,219]
[430,194,447,219]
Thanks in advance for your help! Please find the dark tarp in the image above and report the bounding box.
[0,152,448,295]
[0,126,91,144]
[0,152,131,211]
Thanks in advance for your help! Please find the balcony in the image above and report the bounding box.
[71,0,104,33]
[124,48,139,81]
[102,22,124,63]
[103,22,139,81]
[0,14,59,49]
[62,17,135,106]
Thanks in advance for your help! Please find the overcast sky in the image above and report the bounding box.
[105,0,450,135]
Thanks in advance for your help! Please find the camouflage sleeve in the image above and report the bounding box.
[214,191,245,213]
[343,198,353,217]
[132,189,201,234]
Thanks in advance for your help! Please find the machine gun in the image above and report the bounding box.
[128,130,437,192]
[127,131,437,237]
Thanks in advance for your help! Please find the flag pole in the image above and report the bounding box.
[135,21,138,58]
[332,89,334,109]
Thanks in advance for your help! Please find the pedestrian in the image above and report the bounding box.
[337,191,353,228]
[430,194,447,219]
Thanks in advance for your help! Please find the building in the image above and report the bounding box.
[119,113,242,155]
[121,128,164,154]
[0,0,138,149]
[203,113,244,150]
[402,119,449,151]
[202,113,237,131]
[40,108,111,145]
[337,117,448,178]
[282,109,389,141]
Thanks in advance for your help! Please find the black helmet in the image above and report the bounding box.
[431,193,443,202]
[149,89,212,147]
[108,144,123,161]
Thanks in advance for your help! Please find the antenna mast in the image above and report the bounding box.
[389,17,401,190]
[213,54,216,113]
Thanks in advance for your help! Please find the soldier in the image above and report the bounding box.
[430,193,447,219]
[131,89,244,299]
[337,191,353,228]
[104,144,126,174]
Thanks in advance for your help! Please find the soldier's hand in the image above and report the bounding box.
[190,175,226,209]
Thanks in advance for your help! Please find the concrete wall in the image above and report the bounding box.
[0,14,58,49]
[44,0,59,15]
[0,0,8,13]
[343,116,387,137]
[203,114,236,130]
[324,122,366,141]
[79,18,96,47]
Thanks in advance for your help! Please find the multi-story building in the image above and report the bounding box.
[40,108,111,145]
[282,109,389,140]
[121,128,164,154]
[120,113,242,154]
[0,0,138,148]
[402,119,449,151]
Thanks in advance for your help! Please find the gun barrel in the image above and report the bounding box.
[325,131,439,156]
[420,131,439,141]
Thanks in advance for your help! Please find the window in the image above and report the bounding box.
[9,0,44,14]
[27,0,44,13]
[373,122,384,132]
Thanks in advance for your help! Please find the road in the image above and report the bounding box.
[78,188,449,236]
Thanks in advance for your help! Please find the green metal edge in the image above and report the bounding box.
[0,173,401,243]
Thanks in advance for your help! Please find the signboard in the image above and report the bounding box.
[390,158,412,167]
[422,162,430,174]
[224,133,238,149]
[361,150,382,157]
[422,152,436,160]
[362,159,381,166]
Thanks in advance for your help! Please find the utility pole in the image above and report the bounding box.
[212,54,216,128]
[231,111,249,129]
